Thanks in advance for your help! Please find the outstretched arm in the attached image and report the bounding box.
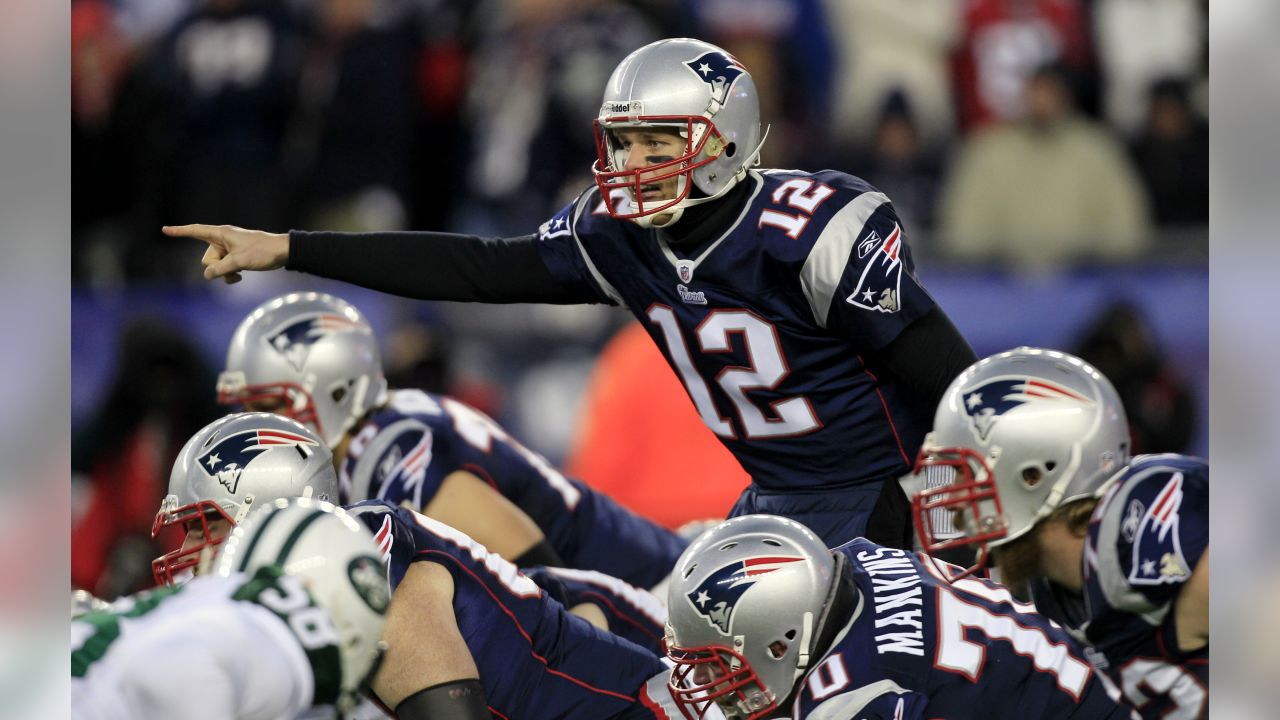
[164,224,598,304]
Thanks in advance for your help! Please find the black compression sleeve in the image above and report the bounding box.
[512,540,564,569]
[879,306,978,407]
[285,230,588,304]
[394,679,491,720]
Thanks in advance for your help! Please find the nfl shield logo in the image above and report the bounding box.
[677,261,694,283]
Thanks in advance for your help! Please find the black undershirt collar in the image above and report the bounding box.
[656,176,755,258]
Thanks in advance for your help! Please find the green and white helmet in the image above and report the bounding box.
[912,347,1130,573]
[218,292,388,448]
[216,498,390,713]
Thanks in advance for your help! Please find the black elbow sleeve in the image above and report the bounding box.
[394,679,491,720]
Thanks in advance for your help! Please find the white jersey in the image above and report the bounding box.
[72,571,339,720]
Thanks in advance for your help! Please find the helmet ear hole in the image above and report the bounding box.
[768,641,788,659]
[331,385,349,404]
[1020,466,1044,488]
[725,142,736,158]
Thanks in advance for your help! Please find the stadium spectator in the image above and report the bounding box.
[951,0,1093,133]
[824,0,960,151]
[1129,77,1209,230]
[71,319,221,597]
[1092,0,1205,135]
[1072,300,1197,454]
[567,321,750,529]
[938,63,1150,269]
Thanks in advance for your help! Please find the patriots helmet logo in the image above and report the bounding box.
[687,556,802,633]
[684,51,746,106]
[266,313,367,372]
[959,376,1092,442]
[198,428,319,495]
[1129,472,1190,586]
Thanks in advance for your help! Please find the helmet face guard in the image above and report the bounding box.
[216,376,324,440]
[151,499,237,586]
[667,644,777,720]
[591,115,725,221]
[911,446,1007,580]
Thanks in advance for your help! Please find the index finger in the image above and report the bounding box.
[162,224,220,242]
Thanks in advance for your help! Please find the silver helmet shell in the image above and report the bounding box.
[151,412,339,585]
[664,514,834,719]
[912,347,1130,563]
[219,292,388,448]
[215,498,389,713]
[592,38,766,227]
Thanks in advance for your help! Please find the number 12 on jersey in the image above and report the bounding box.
[647,305,820,441]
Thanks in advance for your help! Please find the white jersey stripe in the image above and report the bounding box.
[799,191,890,328]
[571,195,625,304]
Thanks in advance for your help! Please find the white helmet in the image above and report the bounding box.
[912,347,1130,573]
[664,515,835,719]
[592,38,767,227]
[219,292,388,448]
[215,498,389,713]
[151,412,338,585]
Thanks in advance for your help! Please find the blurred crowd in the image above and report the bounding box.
[72,0,1208,287]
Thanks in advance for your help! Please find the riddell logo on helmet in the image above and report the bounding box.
[601,100,644,116]
[687,556,802,633]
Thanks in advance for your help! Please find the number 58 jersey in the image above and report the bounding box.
[536,170,939,491]
[789,540,1135,719]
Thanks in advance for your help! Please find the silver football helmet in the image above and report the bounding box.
[912,347,1130,573]
[592,37,767,227]
[664,515,835,719]
[218,292,388,448]
[151,412,339,585]
[215,498,389,714]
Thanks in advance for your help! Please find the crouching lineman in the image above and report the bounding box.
[912,347,1208,718]
[217,291,687,589]
[657,514,1135,719]
[73,500,387,719]
[151,411,674,719]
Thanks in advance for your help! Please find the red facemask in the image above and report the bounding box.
[150,500,237,586]
[911,446,1010,580]
[218,381,325,440]
[666,644,778,720]
[591,115,726,221]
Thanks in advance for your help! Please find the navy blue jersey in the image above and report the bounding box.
[1035,455,1209,719]
[535,170,938,491]
[346,500,667,719]
[342,389,686,588]
[523,566,668,656]
[785,540,1132,719]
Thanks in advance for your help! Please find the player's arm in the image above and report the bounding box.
[372,560,491,718]
[423,469,562,566]
[1175,548,1209,652]
[876,306,977,407]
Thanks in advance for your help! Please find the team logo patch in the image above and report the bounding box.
[374,430,433,508]
[347,555,390,613]
[198,428,319,495]
[687,556,802,633]
[266,313,368,372]
[539,212,571,240]
[959,376,1091,442]
[1129,473,1190,586]
[846,223,903,314]
[683,51,746,106]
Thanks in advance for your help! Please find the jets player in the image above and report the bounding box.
[150,412,674,719]
[216,290,687,590]
[165,36,976,549]
[659,514,1135,719]
[74,499,388,720]
[911,347,1208,718]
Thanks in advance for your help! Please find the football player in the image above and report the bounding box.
[74,499,388,720]
[660,514,1136,719]
[151,412,674,719]
[164,37,977,549]
[216,290,687,590]
[912,347,1208,718]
